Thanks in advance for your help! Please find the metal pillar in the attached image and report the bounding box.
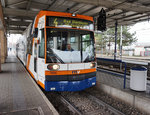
[120,25,123,70]
[101,37,103,56]
[120,25,122,59]
[114,20,118,60]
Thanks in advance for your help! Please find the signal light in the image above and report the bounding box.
[97,8,106,31]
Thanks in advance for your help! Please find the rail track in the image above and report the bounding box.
[97,67,128,75]
[97,67,150,81]
[45,87,146,115]
[60,95,82,115]
[96,57,150,79]
[59,91,125,115]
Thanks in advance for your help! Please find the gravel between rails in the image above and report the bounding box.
[61,91,124,115]
[43,87,148,115]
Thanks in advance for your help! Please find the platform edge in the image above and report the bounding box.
[20,61,59,115]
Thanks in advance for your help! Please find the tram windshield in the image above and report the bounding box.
[46,28,95,63]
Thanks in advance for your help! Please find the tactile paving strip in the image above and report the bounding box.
[0,107,44,115]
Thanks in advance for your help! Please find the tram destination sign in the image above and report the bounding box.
[46,16,93,30]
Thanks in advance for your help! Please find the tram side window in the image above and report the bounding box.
[27,37,33,55]
[39,29,45,58]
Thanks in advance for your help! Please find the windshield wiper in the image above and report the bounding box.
[47,51,65,64]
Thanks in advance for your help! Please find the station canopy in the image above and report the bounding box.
[1,0,150,34]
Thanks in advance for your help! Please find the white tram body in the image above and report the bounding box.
[16,11,96,91]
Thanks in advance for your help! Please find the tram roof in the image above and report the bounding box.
[1,0,150,34]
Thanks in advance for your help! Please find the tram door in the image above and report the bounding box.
[34,42,37,73]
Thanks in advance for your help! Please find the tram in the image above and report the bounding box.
[16,11,96,91]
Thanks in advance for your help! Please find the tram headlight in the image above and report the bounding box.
[53,64,60,70]
[90,62,96,68]
[47,64,60,70]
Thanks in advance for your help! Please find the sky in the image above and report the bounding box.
[129,21,150,44]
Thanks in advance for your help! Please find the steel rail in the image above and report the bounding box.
[59,94,82,115]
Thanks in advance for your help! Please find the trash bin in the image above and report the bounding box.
[130,66,147,91]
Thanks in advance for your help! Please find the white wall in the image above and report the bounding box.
[134,46,145,56]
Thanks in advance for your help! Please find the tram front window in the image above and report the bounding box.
[46,28,95,63]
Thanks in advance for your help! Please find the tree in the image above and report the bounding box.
[95,26,137,53]
[117,26,137,47]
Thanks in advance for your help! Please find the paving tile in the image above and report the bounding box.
[0,56,56,115]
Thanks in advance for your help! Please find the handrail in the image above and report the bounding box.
[96,58,127,89]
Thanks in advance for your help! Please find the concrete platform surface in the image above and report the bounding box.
[96,68,150,114]
[0,55,58,115]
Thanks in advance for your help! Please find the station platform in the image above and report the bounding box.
[96,68,150,114]
[0,53,58,115]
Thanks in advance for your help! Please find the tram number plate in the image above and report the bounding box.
[72,70,80,74]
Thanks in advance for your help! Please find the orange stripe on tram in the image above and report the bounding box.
[26,54,31,69]
[37,81,45,89]
[27,67,34,79]
[27,67,45,89]
[36,11,93,22]
[45,68,96,76]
